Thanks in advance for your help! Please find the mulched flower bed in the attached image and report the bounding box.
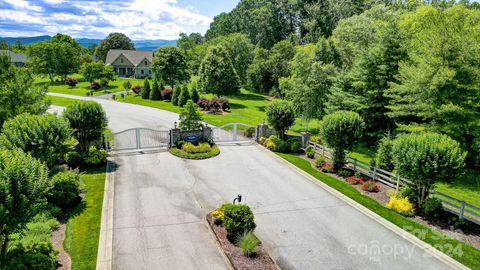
[301,153,480,249]
[206,213,278,270]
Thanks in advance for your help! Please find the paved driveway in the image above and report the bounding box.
[49,93,459,270]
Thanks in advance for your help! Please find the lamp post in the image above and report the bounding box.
[233,194,242,204]
[174,121,177,129]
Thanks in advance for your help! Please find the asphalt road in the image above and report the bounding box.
[48,93,457,270]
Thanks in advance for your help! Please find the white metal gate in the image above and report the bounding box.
[104,128,170,151]
[212,123,256,143]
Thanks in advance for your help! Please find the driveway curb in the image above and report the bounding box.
[96,158,115,270]
[204,216,235,270]
[255,145,469,270]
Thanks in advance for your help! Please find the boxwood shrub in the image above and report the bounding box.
[223,204,256,242]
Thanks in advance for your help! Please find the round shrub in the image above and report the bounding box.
[63,101,107,153]
[288,139,302,153]
[0,113,73,168]
[48,170,81,208]
[3,242,57,270]
[391,132,466,206]
[305,146,315,158]
[421,197,443,217]
[223,204,256,242]
[319,111,365,171]
[265,101,295,138]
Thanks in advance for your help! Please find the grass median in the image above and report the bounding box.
[63,166,106,270]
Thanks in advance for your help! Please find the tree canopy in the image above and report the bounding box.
[94,32,135,62]
[152,46,189,86]
[198,46,241,96]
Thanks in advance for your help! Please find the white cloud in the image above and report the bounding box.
[0,0,214,39]
[4,0,42,11]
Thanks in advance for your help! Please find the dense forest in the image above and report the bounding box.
[177,0,480,168]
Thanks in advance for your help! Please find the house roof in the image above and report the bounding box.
[0,50,26,63]
[105,50,153,66]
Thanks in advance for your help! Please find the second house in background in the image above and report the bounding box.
[105,49,153,78]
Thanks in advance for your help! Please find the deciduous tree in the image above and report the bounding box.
[94,32,135,62]
[198,46,240,96]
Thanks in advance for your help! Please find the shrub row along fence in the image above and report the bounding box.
[308,141,480,226]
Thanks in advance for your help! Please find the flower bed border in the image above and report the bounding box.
[205,212,278,270]
[169,145,220,160]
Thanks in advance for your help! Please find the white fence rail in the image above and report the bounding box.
[308,141,480,226]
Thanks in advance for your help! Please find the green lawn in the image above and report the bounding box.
[37,75,143,97]
[64,166,106,270]
[276,153,480,270]
[47,95,79,107]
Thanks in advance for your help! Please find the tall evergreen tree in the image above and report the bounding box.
[141,78,151,99]
[178,85,191,107]
[150,78,162,100]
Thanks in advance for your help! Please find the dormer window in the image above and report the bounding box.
[121,58,123,63]
[145,60,147,65]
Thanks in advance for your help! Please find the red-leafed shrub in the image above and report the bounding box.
[320,163,334,173]
[209,98,222,113]
[161,87,173,100]
[346,176,364,185]
[132,85,142,94]
[65,77,78,87]
[218,97,230,111]
[90,81,101,90]
[362,180,379,192]
[197,98,210,110]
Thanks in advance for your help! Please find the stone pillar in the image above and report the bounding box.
[170,128,181,147]
[203,126,213,142]
[256,124,270,141]
[300,132,311,148]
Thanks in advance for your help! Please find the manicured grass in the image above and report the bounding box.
[276,153,480,269]
[64,166,106,270]
[37,75,143,97]
[47,95,79,107]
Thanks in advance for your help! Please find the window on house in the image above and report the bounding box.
[145,60,147,65]
[121,58,123,63]
[149,70,151,74]
[141,70,144,75]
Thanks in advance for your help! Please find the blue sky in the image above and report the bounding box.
[0,0,240,39]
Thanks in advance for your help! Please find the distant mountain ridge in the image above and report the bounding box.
[0,35,177,51]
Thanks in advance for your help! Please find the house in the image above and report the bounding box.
[105,50,154,78]
[0,50,27,66]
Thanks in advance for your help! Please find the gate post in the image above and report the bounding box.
[135,128,141,149]
[233,123,238,141]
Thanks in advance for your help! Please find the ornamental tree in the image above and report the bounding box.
[190,83,200,103]
[0,113,74,168]
[198,45,241,96]
[319,111,365,170]
[265,101,295,139]
[179,100,203,131]
[152,46,189,85]
[63,101,108,152]
[141,78,151,99]
[0,149,50,263]
[172,85,181,106]
[80,61,115,83]
[391,132,466,206]
[178,85,190,107]
[149,78,162,100]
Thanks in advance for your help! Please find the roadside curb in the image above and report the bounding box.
[255,145,469,270]
[96,158,115,270]
[204,216,235,270]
